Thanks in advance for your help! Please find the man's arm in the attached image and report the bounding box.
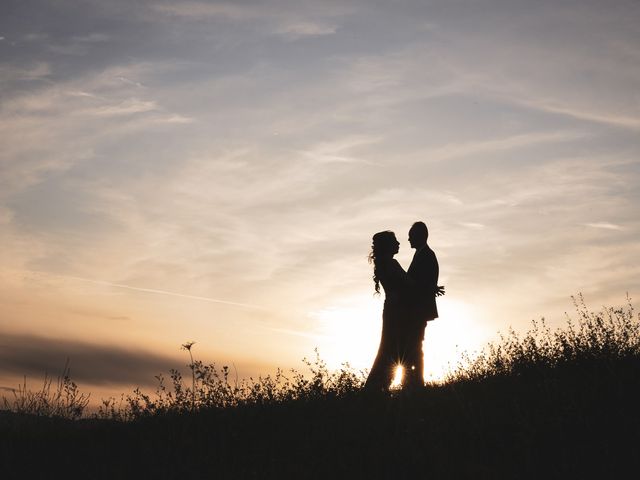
[422,249,444,296]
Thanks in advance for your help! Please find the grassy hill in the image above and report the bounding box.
[2,296,639,479]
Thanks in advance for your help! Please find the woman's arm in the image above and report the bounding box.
[390,259,414,288]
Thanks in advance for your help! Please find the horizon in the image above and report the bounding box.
[1,0,639,402]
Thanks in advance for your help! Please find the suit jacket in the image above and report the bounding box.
[407,245,439,321]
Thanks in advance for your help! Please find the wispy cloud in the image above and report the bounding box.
[153,2,265,20]
[511,97,640,132]
[22,33,49,42]
[88,98,158,116]
[300,135,380,164]
[116,76,145,88]
[0,63,51,83]
[152,0,348,39]
[276,21,337,39]
[427,131,587,162]
[584,222,624,231]
[45,33,110,57]
[0,62,193,199]
[53,274,266,310]
[459,222,485,230]
[72,33,110,43]
[267,327,327,341]
[156,114,194,124]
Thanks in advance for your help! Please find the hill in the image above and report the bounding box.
[2,296,639,479]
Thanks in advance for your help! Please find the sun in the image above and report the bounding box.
[390,364,405,389]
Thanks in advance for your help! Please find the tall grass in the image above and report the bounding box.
[1,360,89,420]
[449,294,638,382]
[97,349,365,420]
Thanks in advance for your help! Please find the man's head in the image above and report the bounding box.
[408,221,428,249]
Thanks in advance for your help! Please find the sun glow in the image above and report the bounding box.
[310,294,491,384]
[422,297,491,382]
[309,294,384,371]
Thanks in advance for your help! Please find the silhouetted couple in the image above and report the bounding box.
[365,221,444,392]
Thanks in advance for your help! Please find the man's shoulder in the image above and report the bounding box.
[418,246,437,260]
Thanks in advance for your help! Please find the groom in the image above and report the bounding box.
[403,221,443,389]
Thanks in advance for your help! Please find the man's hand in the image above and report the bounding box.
[435,285,445,297]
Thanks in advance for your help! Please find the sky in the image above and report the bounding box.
[1,0,639,401]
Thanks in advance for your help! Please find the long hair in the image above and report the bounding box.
[368,231,397,295]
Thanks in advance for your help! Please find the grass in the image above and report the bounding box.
[1,359,89,420]
[1,294,639,479]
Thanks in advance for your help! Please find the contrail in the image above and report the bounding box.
[39,273,265,310]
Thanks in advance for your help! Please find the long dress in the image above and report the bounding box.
[364,258,411,391]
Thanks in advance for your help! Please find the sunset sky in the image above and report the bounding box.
[1,0,639,401]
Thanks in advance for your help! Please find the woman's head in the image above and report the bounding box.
[368,231,399,294]
[370,231,399,259]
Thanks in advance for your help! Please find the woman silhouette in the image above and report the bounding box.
[364,231,411,391]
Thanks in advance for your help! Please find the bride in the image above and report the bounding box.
[364,230,412,391]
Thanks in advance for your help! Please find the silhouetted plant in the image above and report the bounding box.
[449,293,638,382]
[1,360,89,419]
[106,346,367,418]
[181,341,196,411]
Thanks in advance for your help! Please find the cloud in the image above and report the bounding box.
[157,114,194,124]
[0,333,180,387]
[152,1,350,21]
[72,33,110,43]
[153,2,265,20]
[151,0,348,40]
[88,98,158,116]
[44,32,110,57]
[584,222,624,231]
[22,33,49,42]
[459,222,485,230]
[267,327,327,341]
[0,63,51,84]
[0,62,192,200]
[426,131,587,162]
[52,273,266,310]
[276,21,337,39]
[509,97,640,132]
[299,135,380,164]
[116,76,145,88]
[48,44,92,56]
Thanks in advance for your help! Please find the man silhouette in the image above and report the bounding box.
[404,221,442,389]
